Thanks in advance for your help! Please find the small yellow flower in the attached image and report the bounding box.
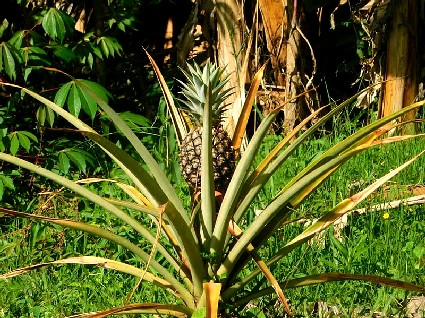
[383,212,390,220]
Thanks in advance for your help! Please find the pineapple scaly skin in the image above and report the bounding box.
[179,126,235,192]
[178,62,235,193]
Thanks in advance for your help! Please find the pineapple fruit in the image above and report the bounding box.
[178,62,236,193]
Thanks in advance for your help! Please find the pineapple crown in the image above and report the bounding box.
[177,62,233,126]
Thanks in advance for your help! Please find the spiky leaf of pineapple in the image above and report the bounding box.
[178,62,235,192]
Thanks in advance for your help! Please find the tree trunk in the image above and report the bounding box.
[258,0,309,133]
[216,0,245,135]
[258,0,287,85]
[379,0,419,133]
[284,0,301,133]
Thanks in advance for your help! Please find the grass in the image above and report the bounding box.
[1,115,424,317]
[249,129,425,316]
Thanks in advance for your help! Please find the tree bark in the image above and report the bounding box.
[216,0,245,135]
[258,0,306,133]
[258,0,287,85]
[284,0,301,133]
[379,0,419,133]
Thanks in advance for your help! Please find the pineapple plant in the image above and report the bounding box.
[178,62,236,193]
[1,57,425,317]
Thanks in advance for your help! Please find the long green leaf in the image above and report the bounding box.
[219,140,410,282]
[67,303,192,318]
[145,50,187,145]
[233,86,382,226]
[227,221,291,315]
[277,148,425,261]
[253,134,425,252]
[1,82,200,270]
[0,156,186,282]
[81,129,204,297]
[78,131,173,209]
[241,101,425,259]
[229,272,425,306]
[162,202,206,300]
[75,79,187,217]
[201,84,216,247]
[246,105,327,184]
[285,99,425,193]
[222,149,425,298]
[233,105,327,224]
[0,207,194,305]
[0,154,199,298]
[11,78,180,218]
[48,79,170,207]
[232,62,267,154]
[0,138,174,250]
[210,110,278,262]
[39,179,160,218]
[72,177,192,280]
[0,255,174,293]
[1,80,204,301]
